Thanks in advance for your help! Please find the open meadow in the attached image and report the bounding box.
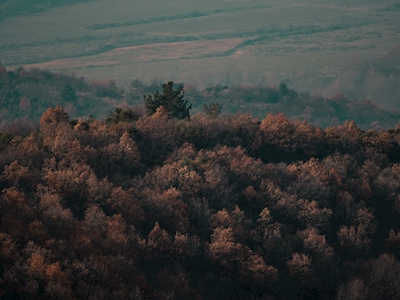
[1,0,400,106]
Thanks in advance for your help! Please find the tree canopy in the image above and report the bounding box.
[0,104,400,299]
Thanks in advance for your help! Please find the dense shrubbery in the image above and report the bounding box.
[0,101,400,299]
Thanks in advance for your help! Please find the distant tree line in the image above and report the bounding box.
[1,66,400,133]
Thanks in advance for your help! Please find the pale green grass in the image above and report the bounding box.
[1,0,399,92]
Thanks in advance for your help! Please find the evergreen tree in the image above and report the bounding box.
[144,81,191,119]
[61,83,77,103]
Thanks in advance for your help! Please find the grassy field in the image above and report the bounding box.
[1,0,399,104]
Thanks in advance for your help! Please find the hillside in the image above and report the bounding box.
[2,1,400,298]
[0,103,400,299]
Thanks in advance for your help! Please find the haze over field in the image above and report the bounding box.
[1,0,400,107]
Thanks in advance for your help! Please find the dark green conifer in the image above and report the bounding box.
[144,81,191,119]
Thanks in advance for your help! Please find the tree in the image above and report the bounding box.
[105,107,138,125]
[279,82,288,95]
[61,83,77,103]
[287,253,314,283]
[40,106,69,135]
[144,81,191,119]
[367,254,400,300]
[146,222,173,260]
[203,102,222,119]
[336,278,368,300]
[278,82,298,98]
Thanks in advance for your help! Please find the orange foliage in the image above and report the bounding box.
[287,253,314,283]
[1,101,400,299]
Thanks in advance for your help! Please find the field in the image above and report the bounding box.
[1,0,400,104]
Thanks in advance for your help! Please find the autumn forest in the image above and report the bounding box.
[1,65,400,299]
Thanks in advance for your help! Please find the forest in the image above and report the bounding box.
[0,66,400,299]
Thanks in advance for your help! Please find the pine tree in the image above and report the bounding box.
[144,81,191,119]
[61,83,77,103]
